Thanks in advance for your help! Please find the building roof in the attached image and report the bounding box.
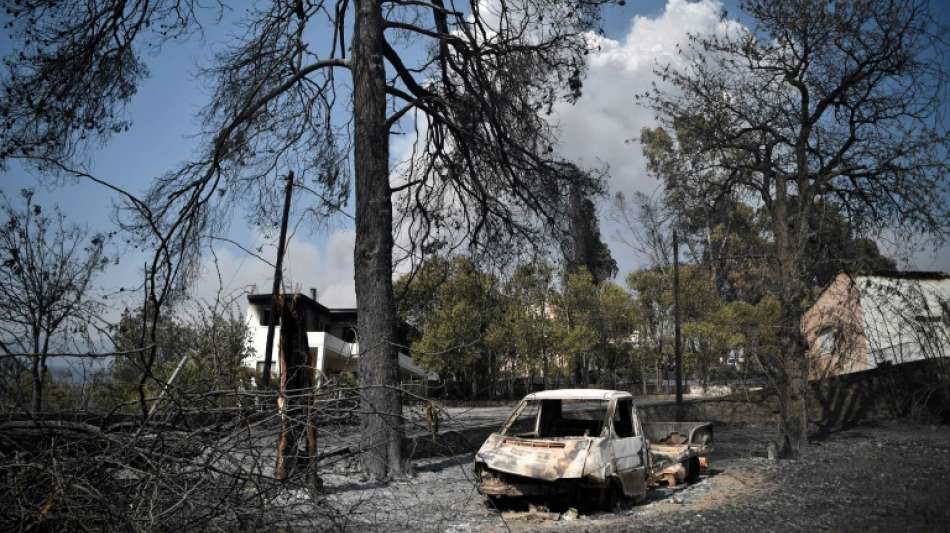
[247,293,337,314]
[523,389,632,401]
[813,271,950,304]
[857,270,949,281]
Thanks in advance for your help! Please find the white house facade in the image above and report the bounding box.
[242,292,436,386]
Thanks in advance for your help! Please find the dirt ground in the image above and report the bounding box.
[316,420,950,532]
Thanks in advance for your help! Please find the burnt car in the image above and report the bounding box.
[474,389,711,510]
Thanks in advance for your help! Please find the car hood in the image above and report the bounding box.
[475,433,606,482]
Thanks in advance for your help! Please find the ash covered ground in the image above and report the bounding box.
[314,420,950,532]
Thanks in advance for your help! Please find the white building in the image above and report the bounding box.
[803,272,950,377]
[242,292,436,385]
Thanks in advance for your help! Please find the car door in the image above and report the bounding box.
[610,398,648,499]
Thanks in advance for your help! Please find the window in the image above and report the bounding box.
[816,327,836,355]
[613,398,635,438]
[255,361,276,380]
[550,400,609,437]
[501,399,613,439]
[342,326,358,343]
[259,308,279,327]
[501,401,541,437]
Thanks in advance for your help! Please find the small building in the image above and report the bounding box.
[242,292,436,386]
[803,271,950,377]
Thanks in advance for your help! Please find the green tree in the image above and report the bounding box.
[627,264,725,392]
[556,268,637,387]
[593,281,639,387]
[555,268,599,386]
[499,261,559,390]
[410,258,502,398]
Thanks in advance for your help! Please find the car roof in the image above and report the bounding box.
[523,389,632,401]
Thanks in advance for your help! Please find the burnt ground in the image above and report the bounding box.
[315,420,950,532]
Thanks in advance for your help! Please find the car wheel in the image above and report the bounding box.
[685,457,701,483]
[600,481,623,512]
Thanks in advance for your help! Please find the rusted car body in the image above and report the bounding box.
[474,389,711,507]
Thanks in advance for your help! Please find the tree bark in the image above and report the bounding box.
[30,331,44,414]
[275,296,316,481]
[352,0,403,480]
[31,355,44,414]
[772,174,809,457]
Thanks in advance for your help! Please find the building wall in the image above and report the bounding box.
[242,303,280,375]
[242,298,434,383]
[803,273,871,378]
[858,276,950,367]
[803,273,950,378]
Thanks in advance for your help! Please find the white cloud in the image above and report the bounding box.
[549,0,732,273]
[194,228,357,308]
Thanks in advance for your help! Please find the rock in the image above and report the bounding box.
[561,508,579,521]
[766,441,778,461]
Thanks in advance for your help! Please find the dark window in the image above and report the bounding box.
[539,399,608,438]
[613,398,634,438]
[342,327,358,343]
[259,309,280,326]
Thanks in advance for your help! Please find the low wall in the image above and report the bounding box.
[404,424,498,459]
[638,393,779,426]
[639,358,950,430]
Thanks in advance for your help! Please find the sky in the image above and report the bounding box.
[1,0,948,319]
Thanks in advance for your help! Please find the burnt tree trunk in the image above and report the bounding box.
[30,356,44,414]
[352,0,403,480]
[30,330,46,414]
[772,172,809,458]
[275,295,317,481]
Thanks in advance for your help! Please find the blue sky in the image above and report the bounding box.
[1,0,947,316]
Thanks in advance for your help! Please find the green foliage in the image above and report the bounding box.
[98,304,249,411]
[408,257,502,389]
[496,261,558,381]
[640,125,897,304]
[627,264,732,387]
[396,258,639,394]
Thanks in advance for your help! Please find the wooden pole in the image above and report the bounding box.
[674,230,683,406]
[261,172,295,389]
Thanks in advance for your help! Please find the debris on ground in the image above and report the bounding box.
[316,420,950,532]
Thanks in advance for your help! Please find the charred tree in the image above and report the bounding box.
[275,295,317,481]
[1,0,615,478]
[560,165,618,285]
[352,0,404,477]
[0,190,106,413]
[642,0,949,456]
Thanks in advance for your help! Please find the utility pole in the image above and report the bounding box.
[261,172,295,389]
[673,230,683,406]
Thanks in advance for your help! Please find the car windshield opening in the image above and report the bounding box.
[501,399,610,438]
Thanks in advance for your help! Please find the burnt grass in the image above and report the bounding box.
[319,420,950,532]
